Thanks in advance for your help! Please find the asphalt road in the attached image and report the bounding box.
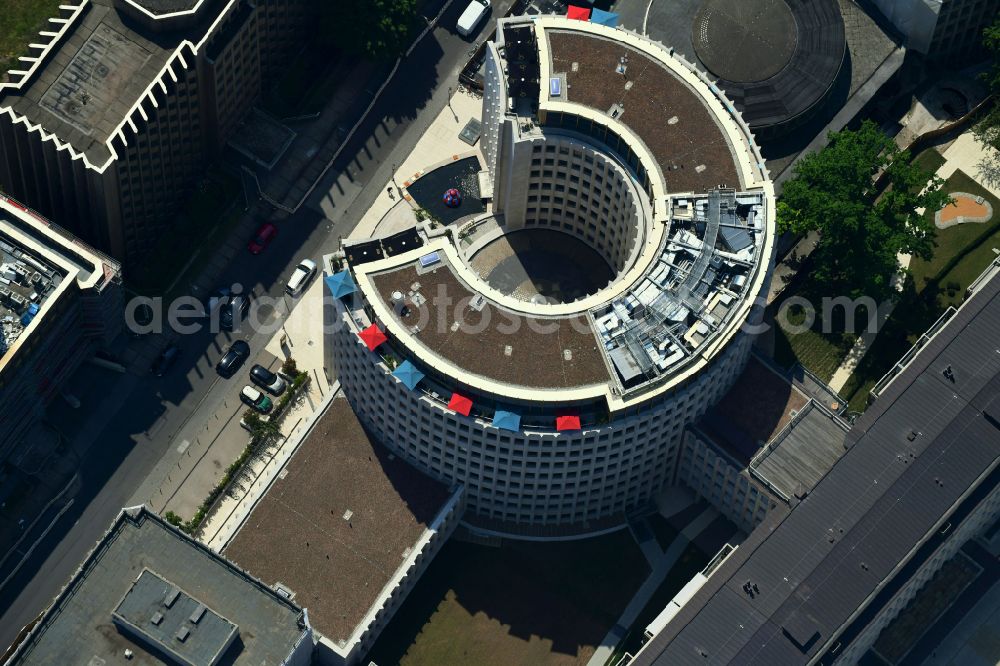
[0,0,509,647]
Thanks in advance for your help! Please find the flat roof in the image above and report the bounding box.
[635,271,1000,665]
[696,356,809,464]
[547,30,742,192]
[691,0,846,129]
[5,507,307,666]
[369,259,609,390]
[0,0,235,168]
[3,1,178,164]
[223,396,453,645]
[749,401,850,500]
[112,569,238,666]
[0,197,115,371]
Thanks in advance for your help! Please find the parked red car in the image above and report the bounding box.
[248,222,277,255]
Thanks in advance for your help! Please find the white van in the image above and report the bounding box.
[457,0,490,37]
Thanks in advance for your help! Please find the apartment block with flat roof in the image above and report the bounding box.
[0,0,313,264]
[0,195,122,463]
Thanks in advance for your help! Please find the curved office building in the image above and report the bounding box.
[327,16,776,537]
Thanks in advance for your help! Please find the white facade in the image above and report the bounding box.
[331,307,754,532]
[677,429,778,534]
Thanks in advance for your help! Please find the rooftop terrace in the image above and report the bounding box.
[749,401,850,500]
[223,396,453,645]
[369,259,609,390]
[5,507,307,666]
[547,29,742,192]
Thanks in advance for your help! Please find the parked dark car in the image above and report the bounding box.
[216,340,250,377]
[249,364,287,395]
[220,294,250,331]
[205,286,231,312]
[150,344,180,377]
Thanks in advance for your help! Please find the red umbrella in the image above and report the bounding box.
[566,5,591,20]
[556,414,581,431]
[448,392,473,416]
[358,324,387,351]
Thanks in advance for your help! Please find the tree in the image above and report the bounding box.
[320,0,418,60]
[243,410,280,445]
[778,120,949,301]
[974,18,1000,187]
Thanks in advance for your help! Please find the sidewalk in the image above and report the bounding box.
[156,275,333,522]
[347,87,484,240]
[937,131,1000,201]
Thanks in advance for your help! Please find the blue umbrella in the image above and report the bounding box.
[392,360,425,390]
[590,8,619,26]
[325,270,357,298]
[492,410,521,432]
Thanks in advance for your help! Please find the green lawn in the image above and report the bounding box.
[1,0,63,75]
[838,168,1000,412]
[769,278,870,382]
[130,168,242,296]
[910,146,946,176]
[771,160,1000,411]
[367,531,650,666]
[909,169,1000,295]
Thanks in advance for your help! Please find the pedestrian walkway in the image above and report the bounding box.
[629,517,666,568]
[828,296,896,393]
[938,131,1000,201]
[587,506,719,666]
[348,88,484,241]
[201,383,340,552]
[153,275,333,523]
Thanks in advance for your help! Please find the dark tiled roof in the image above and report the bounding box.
[548,31,742,193]
[637,274,1000,665]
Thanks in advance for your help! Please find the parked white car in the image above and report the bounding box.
[240,385,273,413]
[285,259,317,297]
[457,0,490,37]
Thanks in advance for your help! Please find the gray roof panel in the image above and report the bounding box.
[639,274,1000,666]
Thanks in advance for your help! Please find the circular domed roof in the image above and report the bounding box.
[692,0,846,131]
[694,0,797,83]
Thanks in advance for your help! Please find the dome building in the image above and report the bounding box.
[326,16,776,538]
